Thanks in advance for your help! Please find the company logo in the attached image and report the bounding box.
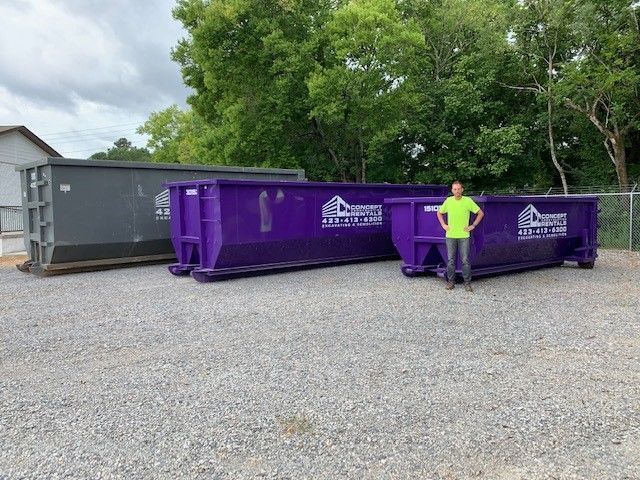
[155,189,170,220]
[322,195,351,218]
[321,195,383,228]
[518,204,543,228]
[517,203,567,240]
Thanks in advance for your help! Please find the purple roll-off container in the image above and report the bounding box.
[385,195,598,279]
[164,179,448,282]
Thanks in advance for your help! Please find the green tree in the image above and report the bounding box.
[158,0,637,189]
[137,105,213,164]
[307,0,424,182]
[400,0,536,189]
[560,0,640,189]
[506,0,579,194]
[89,138,152,162]
[171,0,334,176]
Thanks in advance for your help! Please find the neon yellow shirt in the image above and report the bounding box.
[439,196,480,239]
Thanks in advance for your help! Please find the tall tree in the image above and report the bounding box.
[399,0,534,189]
[506,0,578,194]
[307,0,424,182]
[171,0,338,177]
[137,105,213,164]
[560,0,640,190]
[160,0,637,188]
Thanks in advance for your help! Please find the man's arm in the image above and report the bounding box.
[464,208,484,232]
[437,211,449,232]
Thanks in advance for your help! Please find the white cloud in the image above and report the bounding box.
[0,0,190,157]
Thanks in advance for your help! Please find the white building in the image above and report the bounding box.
[0,125,61,206]
[0,126,61,255]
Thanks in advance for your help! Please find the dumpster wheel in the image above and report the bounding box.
[401,266,419,277]
[168,265,191,276]
[578,260,595,269]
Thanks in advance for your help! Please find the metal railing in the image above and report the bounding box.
[0,206,23,233]
[477,183,638,196]
[473,184,639,252]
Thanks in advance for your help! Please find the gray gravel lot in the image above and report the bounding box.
[1,250,639,479]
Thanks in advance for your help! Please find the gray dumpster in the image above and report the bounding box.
[16,157,305,275]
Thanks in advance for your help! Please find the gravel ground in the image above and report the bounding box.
[1,250,639,479]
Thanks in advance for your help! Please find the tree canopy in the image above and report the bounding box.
[139,0,639,189]
[89,138,152,162]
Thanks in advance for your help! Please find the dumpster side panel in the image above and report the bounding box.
[49,165,137,264]
[470,199,596,270]
[208,182,399,271]
[167,183,205,274]
[166,180,449,279]
[15,158,306,274]
[21,164,56,266]
[388,196,598,278]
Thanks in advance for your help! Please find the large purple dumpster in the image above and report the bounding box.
[165,179,448,281]
[384,196,598,279]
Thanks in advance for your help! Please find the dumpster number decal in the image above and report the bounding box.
[155,189,171,221]
[321,195,383,228]
[517,204,567,240]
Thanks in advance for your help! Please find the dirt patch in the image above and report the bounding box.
[276,413,314,436]
[0,254,28,268]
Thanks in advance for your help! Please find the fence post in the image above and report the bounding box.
[545,187,553,197]
[630,184,637,251]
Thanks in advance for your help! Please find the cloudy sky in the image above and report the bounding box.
[0,0,190,157]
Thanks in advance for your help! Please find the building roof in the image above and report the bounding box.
[0,125,62,157]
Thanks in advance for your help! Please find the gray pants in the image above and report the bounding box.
[446,237,471,283]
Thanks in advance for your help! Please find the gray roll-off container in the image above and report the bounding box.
[16,157,305,275]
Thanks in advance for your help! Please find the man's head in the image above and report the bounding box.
[451,181,464,198]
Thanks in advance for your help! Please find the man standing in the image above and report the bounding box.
[436,181,484,291]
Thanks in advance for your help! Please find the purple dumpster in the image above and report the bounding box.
[164,179,448,281]
[384,196,598,279]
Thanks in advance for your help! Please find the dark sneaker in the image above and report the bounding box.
[445,282,455,290]
[464,283,473,292]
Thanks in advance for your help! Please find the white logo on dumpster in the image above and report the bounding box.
[321,195,383,228]
[155,189,170,221]
[517,204,567,240]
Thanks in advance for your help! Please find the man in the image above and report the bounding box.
[436,181,484,292]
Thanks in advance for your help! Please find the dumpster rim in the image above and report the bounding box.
[15,157,306,177]
[383,195,599,204]
[163,179,447,189]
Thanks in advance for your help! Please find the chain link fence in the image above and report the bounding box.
[472,184,639,252]
[590,193,639,251]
